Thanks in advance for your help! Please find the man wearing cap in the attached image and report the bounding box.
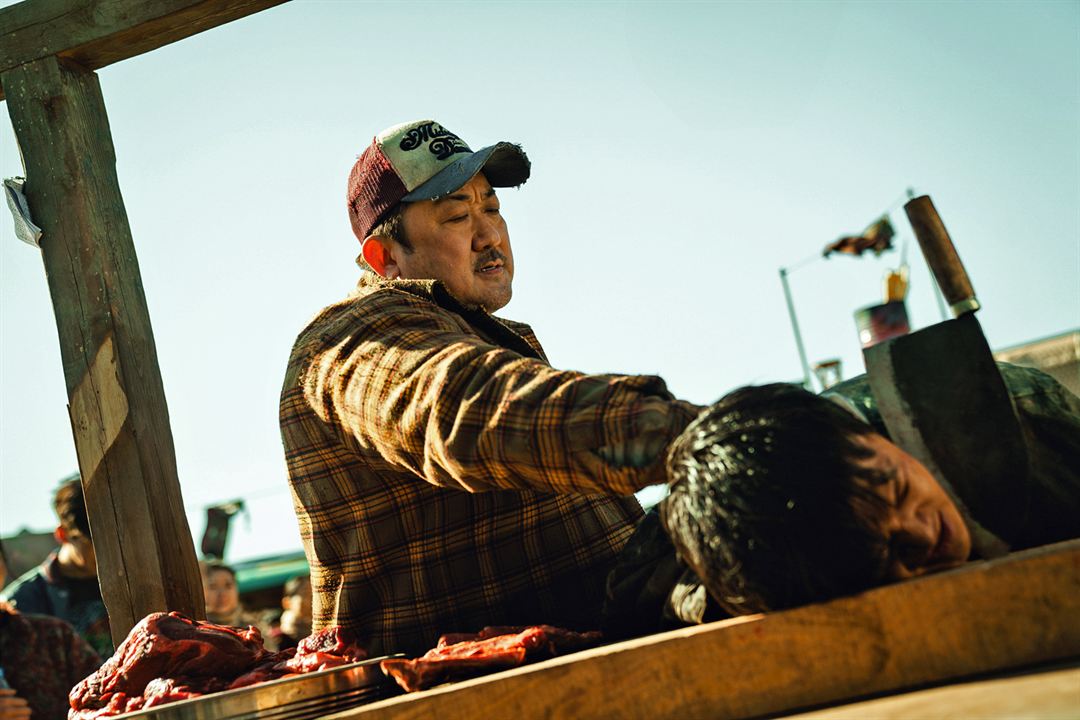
[280,120,701,656]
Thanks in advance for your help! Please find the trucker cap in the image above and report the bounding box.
[347,120,531,242]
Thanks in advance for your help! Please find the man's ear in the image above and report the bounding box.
[54,525,67,545]
[361,236,401,279]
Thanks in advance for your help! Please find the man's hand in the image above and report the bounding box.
[596,433,668,469]
[595,402,696,470]
[0,689,31,720]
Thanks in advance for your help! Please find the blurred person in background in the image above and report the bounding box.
[200,561,258,628]
[1,540,101,720]
[264,574,312,652]
[1,475,112,658]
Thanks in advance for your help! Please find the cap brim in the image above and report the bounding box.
[401,142,531,202]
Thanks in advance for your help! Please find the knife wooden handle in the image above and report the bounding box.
[904,195,979,316]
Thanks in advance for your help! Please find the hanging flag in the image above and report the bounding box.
[823,216,895,258]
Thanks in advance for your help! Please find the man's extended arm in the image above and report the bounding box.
[297,289,700,495]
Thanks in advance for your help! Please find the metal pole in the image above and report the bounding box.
[779,267,813,390]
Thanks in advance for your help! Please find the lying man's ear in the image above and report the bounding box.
[361,236,400,278]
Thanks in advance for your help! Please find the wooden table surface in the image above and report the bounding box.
[325,540,1079,720]
[784,662,1080,719]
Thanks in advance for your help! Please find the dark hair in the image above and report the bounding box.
[369,204,412,251]
[200,561,237,581]
[661,383,892,616]
[53,474,91,537]
[356,204,413,274]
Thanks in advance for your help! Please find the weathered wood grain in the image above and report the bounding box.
[328,540,1080,720]
[1,55,204,644]
[0,0,289,100]
[783,664,1080,720]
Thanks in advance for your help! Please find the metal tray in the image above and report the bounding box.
[111,656,402,720]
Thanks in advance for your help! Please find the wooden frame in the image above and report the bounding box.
[0,0,287,100]
[2,5,1077,716]
[0,0,287,644]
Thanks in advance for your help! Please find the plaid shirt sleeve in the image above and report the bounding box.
[299,284,701,496]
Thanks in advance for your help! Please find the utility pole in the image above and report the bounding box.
[779,266,813,390]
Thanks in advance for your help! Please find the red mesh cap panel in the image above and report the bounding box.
[347,142,408,242]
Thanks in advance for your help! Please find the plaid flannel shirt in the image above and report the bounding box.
[280,274,700,656]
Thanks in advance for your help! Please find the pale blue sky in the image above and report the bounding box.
[2,0,1077,561]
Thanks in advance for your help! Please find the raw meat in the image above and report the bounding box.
[381,625,602,692]
[226,649,297,690]
[68,616,369,718]
[280,626,367,673]
[70,612,266,713]
[142,677,230,707]
[69,693,144,720]
[227,627,367,689]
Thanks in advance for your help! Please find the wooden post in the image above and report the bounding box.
[2,55,204,644]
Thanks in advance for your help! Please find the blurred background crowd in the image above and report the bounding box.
[0,476,312,720]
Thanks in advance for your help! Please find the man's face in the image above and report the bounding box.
[59,527,98,576]
[395,174,514,312]
[855,433,972,580]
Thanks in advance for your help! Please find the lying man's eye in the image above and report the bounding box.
[895,477,909,507]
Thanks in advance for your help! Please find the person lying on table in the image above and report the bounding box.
[280,119,703,657]
[604,365,1080,636]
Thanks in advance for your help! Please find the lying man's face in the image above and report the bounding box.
[662,383,979,617]
[853,433,972,579]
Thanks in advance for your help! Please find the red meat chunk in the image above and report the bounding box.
[226,648,297,690]
[69,612,266,712]
[381,625,602,693]
[68,692,144,720]
[435,626,526,648]
[295,626,366,658]
[142,677,230,707]
[230,627,367,688]
[68,616,371,718]
[279,626,367,673]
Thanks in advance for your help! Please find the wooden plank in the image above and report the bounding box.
[328,540,1080,720]
[0,0,289,100]
[782,664,1080,720]
[1,55,204,645]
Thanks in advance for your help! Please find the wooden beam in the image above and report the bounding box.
[1,55,204,645]
[330,540,1080,720]
[0,0,289,101]
[783,665,1080,720]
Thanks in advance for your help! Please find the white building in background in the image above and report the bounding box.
[995,329,1080,397]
